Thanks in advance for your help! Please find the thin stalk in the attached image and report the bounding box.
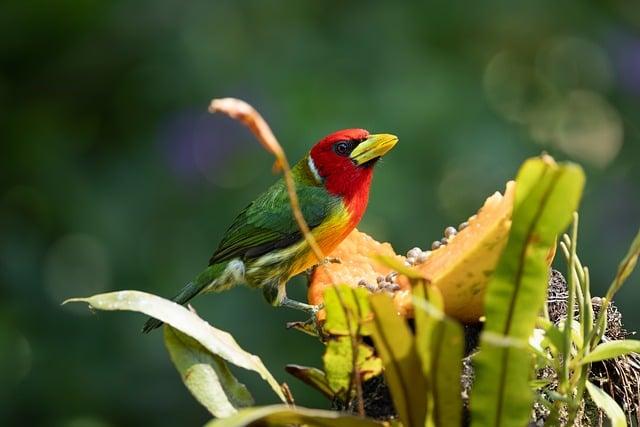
[581,267,593,353]
[561,213,580,427]
[587,228,640,348]
[560,215,578,393]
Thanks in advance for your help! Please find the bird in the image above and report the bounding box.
[142,128,398,332]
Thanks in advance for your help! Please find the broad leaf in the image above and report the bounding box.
[323,338,381,395]
[64,291,286,402]
[285,365,333,399]
[470,157,585,427]
[322,285,381,398]
[581,339,640,364]
[324,285,373,336]
[204,405,386,427]
[164,326,252,417]
[413,293,464,427]
[585,381,626,427]
[369,293,427,427]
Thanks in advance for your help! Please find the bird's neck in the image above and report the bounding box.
[297,155,373,228]
[341,174,372,228]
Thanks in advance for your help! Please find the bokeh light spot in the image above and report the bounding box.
[537,37,613,92]
[555,90,623,168]
[483,51,549,124]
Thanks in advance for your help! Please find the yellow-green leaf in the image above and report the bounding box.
[413,295,464,427]
[285,365,333,399]
[375,254,425,280]
[470,157,585,427]
[581,339,640,364]
[64,290,286,402]
[324,285,372,336]
[585,381,626,427]
[204,405,386,427]
[369,293,427,427]
[323,336,353,394]
[164,326,253,417]
[607,228,640,298]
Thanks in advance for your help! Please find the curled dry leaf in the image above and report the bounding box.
[208,98,283,159]
[209,96,326,265]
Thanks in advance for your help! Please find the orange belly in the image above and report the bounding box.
[290,206,354,276]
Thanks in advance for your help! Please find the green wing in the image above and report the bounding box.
[209,179,339,265]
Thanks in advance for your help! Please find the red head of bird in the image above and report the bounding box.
[308,128,398,226]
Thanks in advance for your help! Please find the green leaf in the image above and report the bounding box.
[413,295,464,427]
[608,228,640,297]
[285,365,334,399]
[369,293,427,427]
[591,229,640,349]
[322,285,381,398]
[585,381,626,427]
[164,326,253,417]
[323,337,352,394]
[375,254,426,280]
[581,339,640,364]
[324,285,372,336]
[537,317,564,354]
[204,405,386,427]
[470,157,585,427]
[323,338,381,395]
[64,291,286,402]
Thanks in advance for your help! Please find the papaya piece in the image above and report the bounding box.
[406,181,515,322]
[307,181,552,323]
[308,230,411,320]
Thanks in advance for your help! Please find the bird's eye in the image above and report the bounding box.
[334,141,353,156]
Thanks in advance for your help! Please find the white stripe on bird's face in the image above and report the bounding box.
[307,155,323,184]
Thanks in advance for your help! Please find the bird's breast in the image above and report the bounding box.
[245,202,359,283]
[290,203,355,275]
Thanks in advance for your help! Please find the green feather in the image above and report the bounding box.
[209,160,340,265]
[142,158,341,333]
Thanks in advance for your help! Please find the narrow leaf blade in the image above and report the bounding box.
[369,293,427,427]
[470,157,585,427]
[164,326,253,417]
[581,339,640,364]
[285,365,334,399]
[64,291,286,402]
[414,296,464,427]
[585,381,626,427]
[609,228,640,295]
[204,405,385,427]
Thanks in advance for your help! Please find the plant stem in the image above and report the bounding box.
[560,214,580,426]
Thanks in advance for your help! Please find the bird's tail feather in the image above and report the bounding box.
[141,263,228,333]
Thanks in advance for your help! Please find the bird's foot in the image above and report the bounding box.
[281,296,320,314]
[281,297,325,336]
[285,302,325,338]
[286,317,320,337]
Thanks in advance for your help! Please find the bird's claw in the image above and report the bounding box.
[286,304,324,337]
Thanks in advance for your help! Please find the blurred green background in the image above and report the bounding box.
[1,1,639,425]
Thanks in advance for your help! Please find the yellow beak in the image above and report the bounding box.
[349,133,399,166]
